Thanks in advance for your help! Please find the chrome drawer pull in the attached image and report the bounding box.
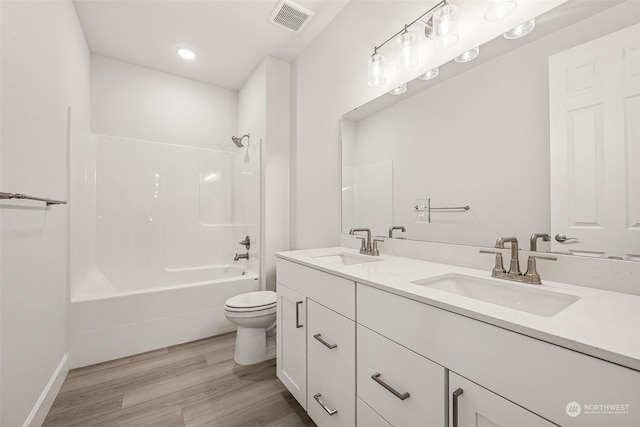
[371,373,410,400]
[295,301,303,328]
[314,393,338,416]
[313,333,337,349]
[452,388,464,427]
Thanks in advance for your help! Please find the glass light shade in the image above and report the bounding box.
[418,67,439,81]
[397,29,418,68]
[389,83,407,95]
[454,46,480,63]
[503,18,535,39]
[484,0,517,21]
[368,52,386,87]
[433,4,459,49]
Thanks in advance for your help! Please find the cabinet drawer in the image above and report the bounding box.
[308,357,355,427]
[357,324,446,427]
[357,398,392,427]
[276,259,355,319]
[308,300,355,380]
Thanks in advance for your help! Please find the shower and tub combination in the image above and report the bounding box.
[69,132,264,367]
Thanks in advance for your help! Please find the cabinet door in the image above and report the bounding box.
[449,373,554,427]
[276,283,307,409]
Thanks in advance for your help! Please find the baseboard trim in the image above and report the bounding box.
[23,352,69,427]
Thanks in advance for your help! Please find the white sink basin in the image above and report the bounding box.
[411,273,580,317]
[312,252,383,266]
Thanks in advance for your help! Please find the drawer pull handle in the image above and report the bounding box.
[295,301,303,328]
[452,388,464,427]
[313,333,337,349]
[314,393,338,416]
[371,373,410,400]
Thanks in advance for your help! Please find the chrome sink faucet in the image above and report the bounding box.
[529,233,550,252]
[349,227,382,256]
[480,236,557,285]
[495,236,521,276]
[388,225,406,238]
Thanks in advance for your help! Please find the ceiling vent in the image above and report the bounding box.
[268,0,314,33]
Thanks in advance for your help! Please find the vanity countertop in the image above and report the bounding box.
[276,247,640,372]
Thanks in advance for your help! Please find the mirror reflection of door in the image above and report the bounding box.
[549,22,640,260]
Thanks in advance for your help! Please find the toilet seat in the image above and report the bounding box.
[225,291,276,313]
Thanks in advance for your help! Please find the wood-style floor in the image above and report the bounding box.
[43,332,315,427]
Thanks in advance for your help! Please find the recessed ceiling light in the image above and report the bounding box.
[176,47,196,60]
[503,18,536,39]
[454,46,480,63]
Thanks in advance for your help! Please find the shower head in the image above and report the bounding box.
[231,134,250,148]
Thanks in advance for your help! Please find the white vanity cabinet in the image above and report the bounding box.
[276,258,356,427]
[357,283,640,427]
[276,283,307,408]
[449,373,554,427]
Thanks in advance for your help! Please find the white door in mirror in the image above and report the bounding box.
[549,22,640,261]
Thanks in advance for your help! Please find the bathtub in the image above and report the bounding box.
[68,266,260,368]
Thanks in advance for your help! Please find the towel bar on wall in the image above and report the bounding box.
[0,192,67,206]
[414,198,470,223]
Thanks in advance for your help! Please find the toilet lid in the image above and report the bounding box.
[225,291,276,309]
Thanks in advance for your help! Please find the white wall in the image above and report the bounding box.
[239,57,291,292]
[0,1,91,425]
[91,55,237,150]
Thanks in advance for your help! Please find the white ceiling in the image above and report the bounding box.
[73,0,350,90]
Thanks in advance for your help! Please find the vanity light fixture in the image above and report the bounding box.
[418,67,440,80]
[454,46,479,63]
[397,26,418,69]
[484,0,517,21]
[176,47,196,60]
[367,49,386,87]
[431,2,459,48]
[389,83,407,95]
[367,0,454,85]
[503,18,535,39]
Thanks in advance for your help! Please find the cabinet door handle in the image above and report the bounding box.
[313,393,338,416]
[452,388,464,427]
[295,301,303,328]
[371,373,410,400]
[313,333,337,349]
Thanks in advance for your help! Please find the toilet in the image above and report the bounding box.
[224,290,277,365]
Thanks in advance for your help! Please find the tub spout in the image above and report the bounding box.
[234,253,249,261]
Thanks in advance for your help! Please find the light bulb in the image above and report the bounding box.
[176,47,196,60]
[433,3,459,49]
[368,51,386,87]
[389,83,407,95]
[454,46,480,63]
[484,0,517,21]
[397,28,418,69]
[418,67,439,81]
[503,18,535,39]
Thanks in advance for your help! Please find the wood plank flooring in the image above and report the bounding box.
[44,332,315,426]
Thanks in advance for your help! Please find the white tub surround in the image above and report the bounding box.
[276,248,640,427]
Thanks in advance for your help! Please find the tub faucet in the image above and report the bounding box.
[234,253,249,261]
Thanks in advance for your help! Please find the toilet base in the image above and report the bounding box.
[233,326,276,365]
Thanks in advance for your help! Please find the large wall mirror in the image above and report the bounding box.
[342,0,640,261]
